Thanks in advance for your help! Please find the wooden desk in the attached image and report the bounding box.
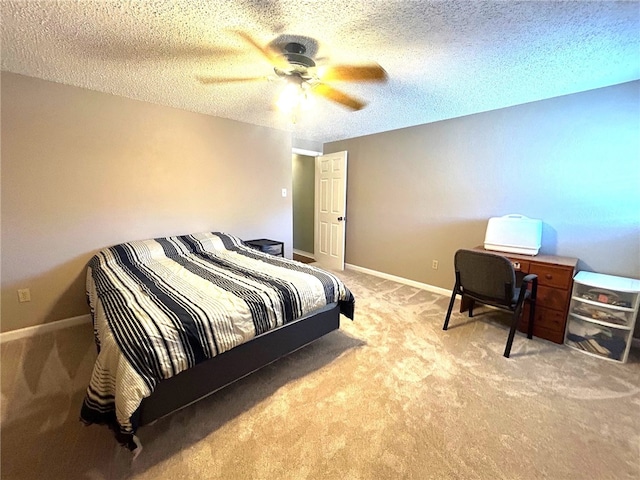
[464,248,578,344]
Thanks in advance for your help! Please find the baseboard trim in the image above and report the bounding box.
[1,291,636,347]
[293,249,315,259]
[345,264,451,296]
[0,314,92,344]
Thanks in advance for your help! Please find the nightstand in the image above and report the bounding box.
[244,239,284,257]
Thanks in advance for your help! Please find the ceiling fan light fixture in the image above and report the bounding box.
[276,82,301,111]
[276,80,314,122]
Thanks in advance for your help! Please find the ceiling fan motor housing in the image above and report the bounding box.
[282,42,316,68]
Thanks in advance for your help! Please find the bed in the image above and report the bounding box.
[79,232,354,454]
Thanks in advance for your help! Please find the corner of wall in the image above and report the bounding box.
[292,137,322,155]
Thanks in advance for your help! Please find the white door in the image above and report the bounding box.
[314,151,347,270]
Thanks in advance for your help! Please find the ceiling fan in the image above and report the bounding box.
[197,32,388,114]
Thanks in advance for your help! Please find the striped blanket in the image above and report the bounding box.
[80,232,354,450]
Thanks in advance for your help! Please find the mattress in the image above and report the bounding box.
[80,232,354,446]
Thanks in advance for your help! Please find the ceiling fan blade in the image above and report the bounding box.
[197,75,268,84]
[233,31,289,70]
[311,83,367,111]
[319,64,388,82]
[82,36,243,62]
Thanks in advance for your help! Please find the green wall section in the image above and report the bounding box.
[292,154,315,254]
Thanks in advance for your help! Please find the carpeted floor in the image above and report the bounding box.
[1,267,639,479]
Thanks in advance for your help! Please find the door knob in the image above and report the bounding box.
[337,216,346,222]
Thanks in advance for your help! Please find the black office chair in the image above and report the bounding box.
[442,249,538,358]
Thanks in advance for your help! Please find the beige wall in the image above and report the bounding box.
[325,81,640,290]
[1,72,293,333]
[292,154,315,254]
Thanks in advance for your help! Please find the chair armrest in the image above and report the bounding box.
[520,274,538,301]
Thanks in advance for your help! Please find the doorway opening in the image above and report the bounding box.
[292,147,319,263]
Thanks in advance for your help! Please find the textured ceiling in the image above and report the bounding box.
[2,0,639,144]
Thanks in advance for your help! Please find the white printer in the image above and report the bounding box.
[483,214,542,256]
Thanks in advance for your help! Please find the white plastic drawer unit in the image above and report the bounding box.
[565,271,640,363]
[483,214,542,256]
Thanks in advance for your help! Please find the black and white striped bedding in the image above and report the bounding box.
[80,232,354,447]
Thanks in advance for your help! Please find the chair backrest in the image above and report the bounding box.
[454,249,516,306]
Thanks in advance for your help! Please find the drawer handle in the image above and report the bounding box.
[545,274,553,279]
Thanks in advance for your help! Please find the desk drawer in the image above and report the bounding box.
[520,305,566,338]
[529,264,573,290]
[526,323,565,344]
[536,285,571,312]
[510,260,530,273]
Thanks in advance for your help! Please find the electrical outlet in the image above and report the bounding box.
[18,288,31,303]
[432,260,439,270]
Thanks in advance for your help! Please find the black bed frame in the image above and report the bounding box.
[136,303,341,426]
